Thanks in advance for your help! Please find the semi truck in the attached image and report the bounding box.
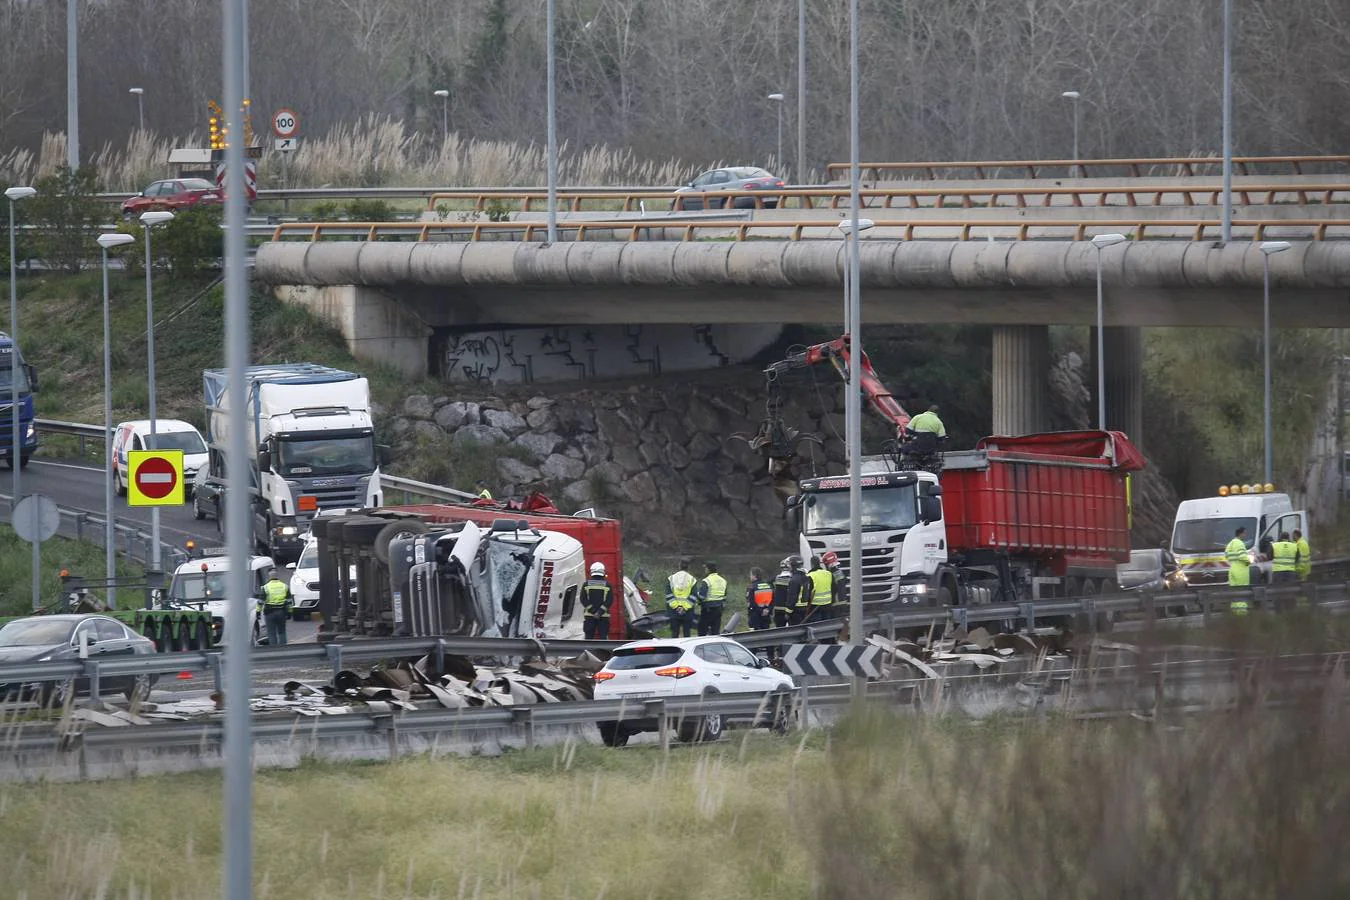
[748,334,1145,609]
[204,364,383,562]
[1169,485,1307,585]
[0,331,39,469]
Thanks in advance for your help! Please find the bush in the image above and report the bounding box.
[26,166,108,274]
[155,206,224,279]
[344,199,396,221]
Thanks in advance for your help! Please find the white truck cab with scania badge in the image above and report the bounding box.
[1170,485,1307,585]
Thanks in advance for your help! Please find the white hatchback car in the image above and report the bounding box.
[593,636,795,746]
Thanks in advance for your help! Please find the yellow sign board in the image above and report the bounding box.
[127,450,185,507]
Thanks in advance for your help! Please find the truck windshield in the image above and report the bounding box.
[0,358,32,394]
[802,485,918,534]
[278,435,376,476]
[169,572,228,602]
[1171,517,1256,554]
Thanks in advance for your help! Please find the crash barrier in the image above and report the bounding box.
[267,218,1350,243]
[1,579,1346,703]
[822,154,1350,182]
[422,183,1350,214]
[34,418,471,507]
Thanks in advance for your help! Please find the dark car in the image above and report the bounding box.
[192,466,226,524]
[121,178,223,218]
[674,167,786,210]
[0,614,158,705]
[1116,549,1186,592]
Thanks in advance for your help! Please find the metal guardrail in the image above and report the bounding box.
[423,183,1350,214]
[265,217,1350,243]
[823,154,1350,181]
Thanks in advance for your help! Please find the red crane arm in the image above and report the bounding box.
[764,335,911,433]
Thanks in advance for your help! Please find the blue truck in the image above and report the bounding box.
[0,332,39,468]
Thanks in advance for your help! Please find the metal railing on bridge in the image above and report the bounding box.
[267,217,1350,244]
[424,182,1350,214]
[823,154,1350,182]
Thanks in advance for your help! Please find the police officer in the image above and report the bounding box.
[1225,526,1251,615]
[773,556,812,628]
[262,568,292,646]
[745,566,774,630]
[1293,529,1312,582]
[666,557,698,638]
[695,561,728,636]
[1271,531,1298,584]
[581,562,614,640]
[805,555,837,622]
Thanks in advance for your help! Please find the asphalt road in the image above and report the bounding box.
[8,457,320,645]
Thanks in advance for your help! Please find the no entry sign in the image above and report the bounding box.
[127,450,185,506]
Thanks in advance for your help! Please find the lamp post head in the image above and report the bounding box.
[97,233,136,250]
[139,210,174,227]
[4,186,37,202]
[1062,90,1080,100]
[1259,240,1292,255]
[1091,232,1127,249]
[433,89,449,99]
[767,92,785,102]
[129,87,144,96]
[838,218,875,234]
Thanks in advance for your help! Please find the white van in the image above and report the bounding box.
[111,419,209,497]
[1170,487,1307,585]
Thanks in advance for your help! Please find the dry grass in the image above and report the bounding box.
[0,118,698,192]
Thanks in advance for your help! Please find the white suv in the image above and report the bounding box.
[593,636,795,746]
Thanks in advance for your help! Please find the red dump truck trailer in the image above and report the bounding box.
[795,430,1145,606]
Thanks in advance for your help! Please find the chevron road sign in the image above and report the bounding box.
[781,644,884,678]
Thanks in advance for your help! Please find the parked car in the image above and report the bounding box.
[673,167,786,210]
[592,636,794,746]
[121,178,223,218]
[0,614,158,705]
[1116,548,1186,592]
[111,419,209,498]
[191,466,225,523]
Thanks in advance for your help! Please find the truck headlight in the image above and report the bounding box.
[897,584,928,598]
[24,423,35,440]
[275,526,298,536]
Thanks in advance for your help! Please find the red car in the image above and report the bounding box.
[121,178,223,218]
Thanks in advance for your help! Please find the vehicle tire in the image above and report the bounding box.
[42,678,75,709]
[193,498,206,520]
[373,519,429,566]
[678,695,725,743]
[194,620,211,650]
[597,722,630,747]
[125,673,152,703]
[251,617,262,646]
[19,454,30,469]
[114,468,127,497]
[768,690,795,735]
[292,609,309,622]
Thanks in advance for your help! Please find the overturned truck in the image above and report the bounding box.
[311,508,640,641]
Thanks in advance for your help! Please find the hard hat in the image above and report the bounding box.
[589,562,606,577]
[788,555,804,570]
[779,556,795,570]
[822,551,839,567]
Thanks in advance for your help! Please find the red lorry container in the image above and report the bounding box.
[940,430,1146,574]
[390,500,627,638]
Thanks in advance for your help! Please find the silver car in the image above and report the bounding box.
[674,167,786,210]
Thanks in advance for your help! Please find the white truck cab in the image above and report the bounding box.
[166,551,275,644]
[1170,486,1307,585]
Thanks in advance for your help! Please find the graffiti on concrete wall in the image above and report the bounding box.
[435,324,782,385]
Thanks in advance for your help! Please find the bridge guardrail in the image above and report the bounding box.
[265,217,1350,243]
[823,154,1350,182]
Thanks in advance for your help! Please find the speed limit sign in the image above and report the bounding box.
[271,108,300,138]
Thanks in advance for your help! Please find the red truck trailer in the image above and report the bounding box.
[795,430,1145,606]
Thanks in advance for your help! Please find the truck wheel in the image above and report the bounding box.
[18,454,30,469]
[373,519,429,566]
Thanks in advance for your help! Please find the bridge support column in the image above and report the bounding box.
[275,284,433,378]
[992,325,1050,436]
[1092,326,1144,442]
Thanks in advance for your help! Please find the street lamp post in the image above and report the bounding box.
[97,232,135,607]
[837,218,874,334]
[545,0,558,244]
[1260,241,1291,485]
[139,209,174,574]
[1061,91,1080,173]
[129,87,144,131]
[1090,233,1128,430]
[847,0,863,655]
[767,93,785,171]
[797,0,806,184]
[5,186,36,503]
[432,89,449,143]
[1221,0,1233,243]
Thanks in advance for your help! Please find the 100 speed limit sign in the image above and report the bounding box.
[271,108,300,138]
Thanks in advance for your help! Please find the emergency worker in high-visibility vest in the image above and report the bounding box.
[666,557,698,638]
[1271,531,1298,584]
[694,561,728,636]
[1293,529,1312,582]
[745,567,774,630]
[806,555,838,621]
[262,568,292,646]
[773,556,812,628]
[1225,526,1251,615]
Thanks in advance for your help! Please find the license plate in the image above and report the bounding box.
[619,691,655,699]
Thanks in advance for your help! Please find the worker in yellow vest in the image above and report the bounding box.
[1271,531,1298,584]
[261,568,292,645]
[1225,526,1251,615]
[666,557,697,638]
[1293,529,1312,582]
[695,561,728,635]
[806,555,838,622]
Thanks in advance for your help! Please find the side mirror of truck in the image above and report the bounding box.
[256,448,270,472]
[785,495,800,510]
[377,444,392,465]
[919,496,942,524]
[24,364,37,392]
